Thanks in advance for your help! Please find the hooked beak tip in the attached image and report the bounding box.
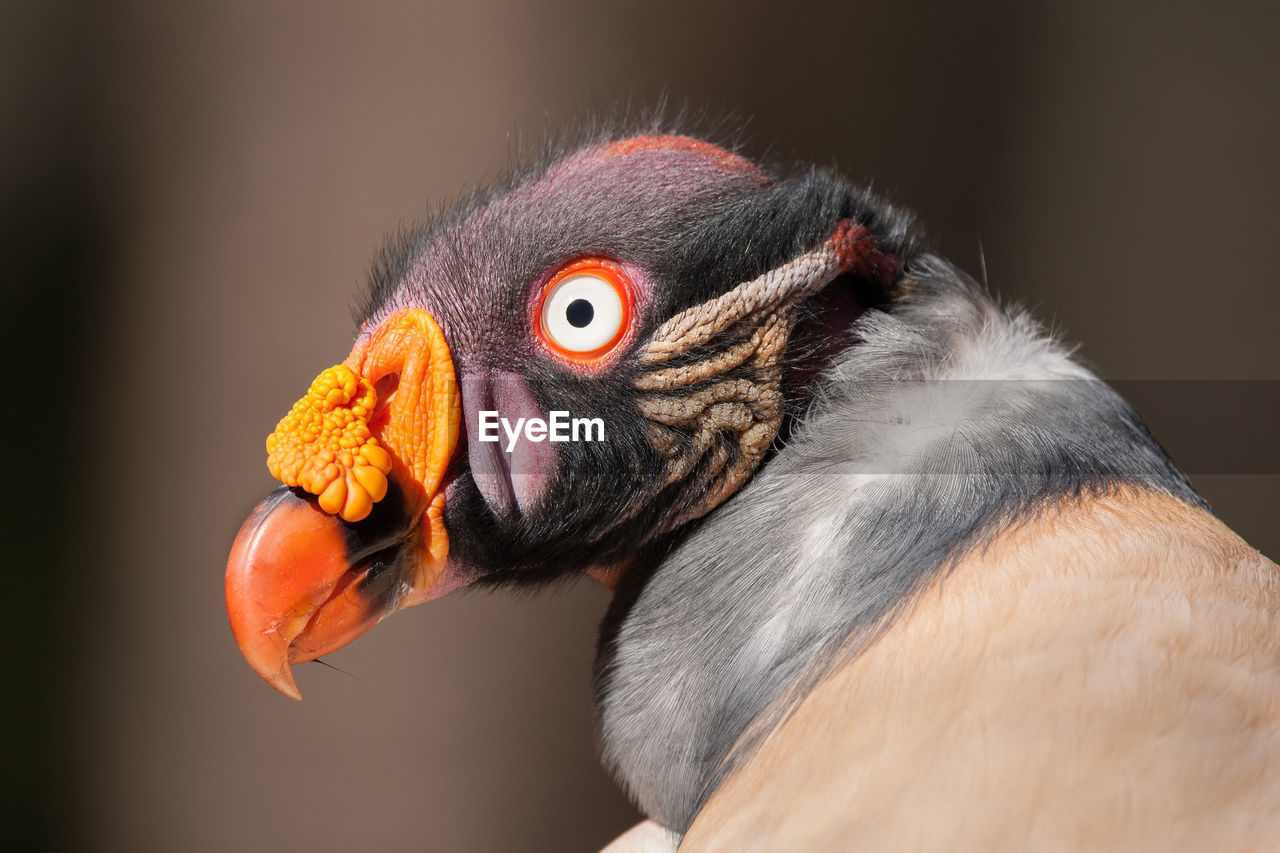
[264,667,303,701]
[229,618,304,700]
[225,487,350,701]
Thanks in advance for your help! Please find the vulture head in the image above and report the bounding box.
[226,132,911,699]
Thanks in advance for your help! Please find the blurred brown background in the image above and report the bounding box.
[5,1,1277,851]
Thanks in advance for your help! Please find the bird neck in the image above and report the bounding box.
[593,255,1200,832]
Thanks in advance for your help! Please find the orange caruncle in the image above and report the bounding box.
[265,365,394,522]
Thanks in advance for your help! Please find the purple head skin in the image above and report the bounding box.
[342,131,911,591]
[361,136,773,352]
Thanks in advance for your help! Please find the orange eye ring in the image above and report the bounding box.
[533,257,636,365]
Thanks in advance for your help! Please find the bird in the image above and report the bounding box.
[225,123,1280,851]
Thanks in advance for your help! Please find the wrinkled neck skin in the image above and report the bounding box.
[593,254,1200,833]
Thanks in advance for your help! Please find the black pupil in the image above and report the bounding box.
[566,298,594,328]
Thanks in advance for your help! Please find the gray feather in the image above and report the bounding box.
[594,253,1200,831]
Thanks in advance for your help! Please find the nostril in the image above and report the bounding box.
[371,372,400,428]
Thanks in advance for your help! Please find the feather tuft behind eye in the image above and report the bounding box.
[535,258,634,364]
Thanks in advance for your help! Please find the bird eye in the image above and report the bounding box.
[536,259,634,363]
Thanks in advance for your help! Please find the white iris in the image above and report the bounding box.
[540,273,625,352]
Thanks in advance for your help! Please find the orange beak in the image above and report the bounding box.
[225,309,461,699]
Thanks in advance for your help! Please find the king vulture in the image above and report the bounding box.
[226,127,1280,851]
